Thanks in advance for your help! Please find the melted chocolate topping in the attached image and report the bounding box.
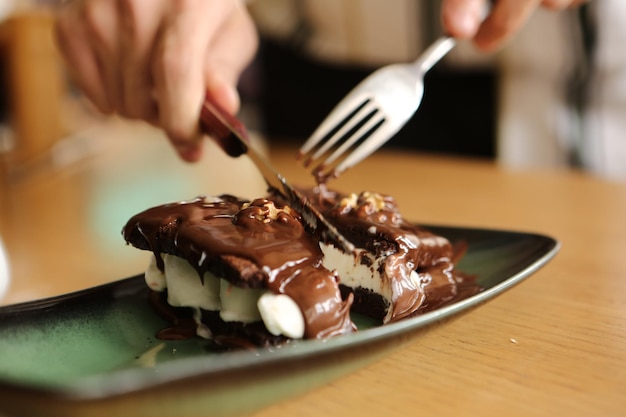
[295,186,479,322]
[123,195,354,339]
[123,187,480,343]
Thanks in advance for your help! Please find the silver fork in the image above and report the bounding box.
[298,36,456,183]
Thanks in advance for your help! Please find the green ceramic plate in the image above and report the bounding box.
[0,225,559,417]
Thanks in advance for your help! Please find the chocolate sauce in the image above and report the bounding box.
[297,186,480,322]
[123,196,354,340]
[148,291,198,340]
[124,188,480,344]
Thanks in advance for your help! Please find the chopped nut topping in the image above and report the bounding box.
[339,191,386,212]
[241,200,295,223]
[361,191,386,211]
[339,193,359,210]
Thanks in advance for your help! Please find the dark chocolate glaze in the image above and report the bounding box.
[123,187,480,342]
[294,186,480,322]
[123,195,354,340]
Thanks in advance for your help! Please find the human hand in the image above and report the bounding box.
[54,0,258,162]
[441,0,588,51]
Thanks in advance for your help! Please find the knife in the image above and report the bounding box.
[200,93,356,254]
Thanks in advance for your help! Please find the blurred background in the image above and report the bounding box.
[0,0,625,185]
[0,0,624,304]
[246,0,625,180]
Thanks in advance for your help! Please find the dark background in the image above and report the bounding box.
[254,40,497,160]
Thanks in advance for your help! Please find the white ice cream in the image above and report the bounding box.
[219,279,265,323]
[320,243,387,297]
[144,254,306,339]
[144,256,166,291]
[320,243,392,323]
[164,254,221,311]
[257,293,305,339]
[321,242,428,323]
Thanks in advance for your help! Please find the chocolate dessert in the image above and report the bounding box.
[122,188,479,347]
[295,187,479,322]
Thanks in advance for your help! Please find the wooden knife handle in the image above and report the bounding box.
[200,92,249,157]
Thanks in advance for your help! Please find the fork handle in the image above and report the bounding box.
[414,0,493,74]
[413,36,456,75]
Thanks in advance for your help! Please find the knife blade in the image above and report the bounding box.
[200,93,356,254]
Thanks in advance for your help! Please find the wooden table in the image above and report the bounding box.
[1,121,625,416]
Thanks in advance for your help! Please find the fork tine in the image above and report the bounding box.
[299,95,370,156]
[307,100,379,164]
[298,33,457,183]
[311,113,386,181]
[332,122,395,175]
[319,111,385,167]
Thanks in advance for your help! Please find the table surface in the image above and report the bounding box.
[1,120,625,417]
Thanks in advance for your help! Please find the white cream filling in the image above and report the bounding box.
[145,256,166,291]
[144,254,306,339]
[146,238,418,334]
[257,293,305,339]
[319,243,390,323]
[320,242,421,323]
[219,279,264,323]
[320,243,387,297]
[164,254,221,311]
